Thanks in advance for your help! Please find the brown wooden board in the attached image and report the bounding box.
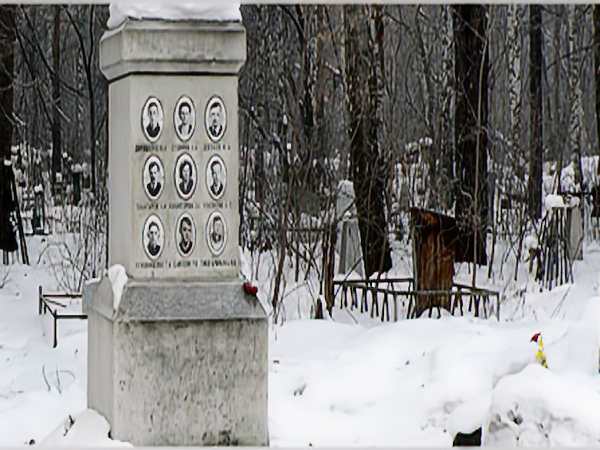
[410,208,458,317]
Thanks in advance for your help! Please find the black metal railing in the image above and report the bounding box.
[38,286,87,348]
[333,277,500,321]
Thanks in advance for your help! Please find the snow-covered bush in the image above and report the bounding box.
[42,196,106,293]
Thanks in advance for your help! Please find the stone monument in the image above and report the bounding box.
[83,17,268,446]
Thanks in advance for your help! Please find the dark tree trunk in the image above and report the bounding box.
[594,6,600,163]
[344,5,392,277]
[529,5,543,219]
[51,6,62,191]
[0,7,15,162]
[554,7,565,192]
[452,5,488,265]
[0,6,18,253]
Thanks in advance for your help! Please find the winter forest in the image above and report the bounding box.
[1,3,600,447]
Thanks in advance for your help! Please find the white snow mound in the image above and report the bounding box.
[41,409,132,447]
[108,0,241,29]
[486,364,600,446]
[544,194,565,209]
[446,395,491,437]
[107,264,128,311]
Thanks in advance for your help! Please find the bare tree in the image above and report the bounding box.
[64,5,104,196]
[594,6,600,159]
[507,4,523,184]
[529,5,543,219]
[438,5,454,211]
[50,6,62,191]
[0,6,18,256]
[344,5,392,277]
[452,5,489,265]
[568,5,585,187]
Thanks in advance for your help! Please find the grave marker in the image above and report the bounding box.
[84,18,268,446]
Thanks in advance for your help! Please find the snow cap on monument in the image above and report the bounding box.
[107,0,242,29]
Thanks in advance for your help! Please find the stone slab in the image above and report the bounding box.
[112,318,268,446]
[84,278,269,446]
[100,20,246,80]
[107,74,240,281]
[101,18,244,282]
[335,180,364,276]
[84,277,267,321]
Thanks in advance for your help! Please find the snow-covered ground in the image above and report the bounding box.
[1,236,599,446]
[0,237,88,445]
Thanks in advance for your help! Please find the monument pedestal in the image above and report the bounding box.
[84,278,268,446]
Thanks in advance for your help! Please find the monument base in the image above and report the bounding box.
[84,277,269,446]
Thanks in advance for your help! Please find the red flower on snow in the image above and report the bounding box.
[243,281,258,297]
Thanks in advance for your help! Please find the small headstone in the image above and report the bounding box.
[567,198,583,261]
[336,180,364,277]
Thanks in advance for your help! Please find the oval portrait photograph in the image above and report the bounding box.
[206,154,227,200]
[142,154,164,200]
[204,95,227,143]
[141,96,164,143]
[174,152,197,201]
[205,211,227,257]
[142,214,164,260]
[175,212,196,257]
[173,95,195,142]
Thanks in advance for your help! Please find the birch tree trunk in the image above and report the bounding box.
[51,6,62,191]
[568,5,584,189]
[439,5,454,211]
[507,4,522,182]
[553,7,565,190]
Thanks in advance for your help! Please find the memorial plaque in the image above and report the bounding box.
[173,95,195,142]
[175,212,196,257]
[174,152,196,200]
[206,154,227,200]
[142,214,164,260]
[141,96,164,142]
[206,211,227,256]
[205,95,227,142]
[109,77,240,281]
[142,155,164,200]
